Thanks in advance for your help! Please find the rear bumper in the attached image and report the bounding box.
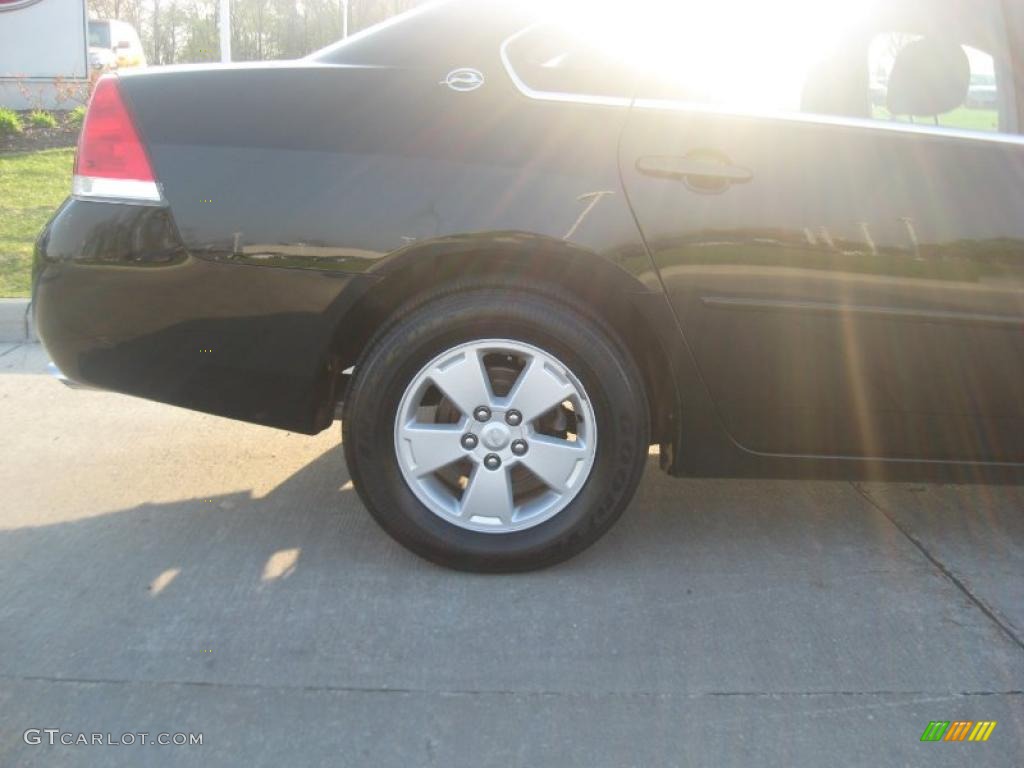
[34,199,376,433]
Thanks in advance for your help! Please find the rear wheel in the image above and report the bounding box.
[343,287,649,572]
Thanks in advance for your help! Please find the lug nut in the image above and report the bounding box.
[511,439,528,457]
[461,433,478,450]
[473,406,492,422]
[483,454,502,470]
[505,410,522,426]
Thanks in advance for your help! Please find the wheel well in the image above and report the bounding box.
[328,247,678,446]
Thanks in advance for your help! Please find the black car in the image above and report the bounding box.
[34,0,1024,571]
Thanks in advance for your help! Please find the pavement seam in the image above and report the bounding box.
[0,343,23,359]
[851,481,1024,654]
[2,674,1022,699]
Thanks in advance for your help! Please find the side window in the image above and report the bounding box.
[503,24,638,101]
[869,33,1003,133]
[88,21,110,49]
[625,0,1017,137]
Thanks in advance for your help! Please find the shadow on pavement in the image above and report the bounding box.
[1,448,1022,767]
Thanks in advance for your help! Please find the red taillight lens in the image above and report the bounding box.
[75,76,154,182]
[73,75,161,203]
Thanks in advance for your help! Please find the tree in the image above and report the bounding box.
[88,0,426,65]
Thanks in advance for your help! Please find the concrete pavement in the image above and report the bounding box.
[0,342,1021,767]
[0,299,34,344]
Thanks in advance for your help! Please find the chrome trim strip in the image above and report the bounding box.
[738,442,1024,469]
[635,97,1024,147]
[72,175,164,205]
[499,25,632,109]
[701,296,1024,328]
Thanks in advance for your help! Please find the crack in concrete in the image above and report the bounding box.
[851,481,1024,654]
[2,674,1021,700]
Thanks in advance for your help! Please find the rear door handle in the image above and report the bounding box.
[637,151,753,193]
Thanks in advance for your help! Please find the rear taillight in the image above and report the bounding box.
[73,75,162,204]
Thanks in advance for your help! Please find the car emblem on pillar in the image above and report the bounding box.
[441,68,485,92]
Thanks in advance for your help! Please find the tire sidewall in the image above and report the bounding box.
[344,291,647,570]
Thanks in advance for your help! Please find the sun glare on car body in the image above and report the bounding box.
[533,0,875,110]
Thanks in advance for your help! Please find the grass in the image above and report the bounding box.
[27,110,58,129]
[872,105,1000,133]
[0,148,74,297]
[68,106,87,129]
[0,107,22,136]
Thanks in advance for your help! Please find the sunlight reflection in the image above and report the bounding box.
[149,567,180,596]
[261,548,301,582]
[533,0,873,110]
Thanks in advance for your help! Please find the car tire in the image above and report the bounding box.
[343,284,650,572]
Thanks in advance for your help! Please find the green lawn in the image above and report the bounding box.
[872,105,1000,133]
[0,148,73,297]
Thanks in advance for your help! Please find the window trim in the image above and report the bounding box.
[632,95,1024,146]
[499,24,633,108]
[500,24,1024,147]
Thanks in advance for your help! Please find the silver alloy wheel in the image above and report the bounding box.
[394,339,598,533]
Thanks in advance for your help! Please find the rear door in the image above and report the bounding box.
[620,0,1024,463]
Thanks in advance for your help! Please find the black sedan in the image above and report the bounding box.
[33,0,1024,570]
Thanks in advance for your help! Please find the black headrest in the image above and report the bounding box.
[887,38,970,117]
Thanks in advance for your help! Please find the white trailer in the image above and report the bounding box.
[0,0,88,110]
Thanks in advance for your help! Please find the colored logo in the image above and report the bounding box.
[0,0,44,11]
[921,721,997,742]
